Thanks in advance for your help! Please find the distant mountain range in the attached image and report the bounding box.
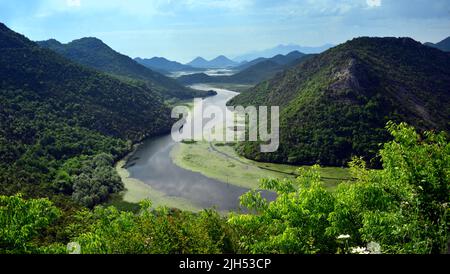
[134,57,201,74]
[232,44,334,63]
[177,51,312,85]
[228,37,450,167]
[424,37,450,52]
[37,38,211,100]
[235,50,305,71]
[134,45,333,71]
[187,55,238,69]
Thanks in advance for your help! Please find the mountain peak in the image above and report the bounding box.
[69,37,107,47]
[0,22,9,31]
[0,22,34,48]
[233,43,332,62]
[46,38,62,44]
[212,55,230,60]
[38,35,203,100]
[229,36,450,166]
[37,39,63,47]
[440,36,450,43]
[192,56,208,62]
[135,56,198,73]
[425,36,450,52]
[346,36,421,46]
[187,55,237,68]
[150,56,169,61]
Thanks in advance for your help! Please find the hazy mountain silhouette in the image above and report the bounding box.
[425,37,450,52]
[232,43,334,62]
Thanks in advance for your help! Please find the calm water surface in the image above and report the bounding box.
[125,84,275,211]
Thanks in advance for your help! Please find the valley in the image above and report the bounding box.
[1,3,449,256]
[115,84,351,213]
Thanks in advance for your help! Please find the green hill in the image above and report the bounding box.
[134,57,201,74]
[38,38,210,99]
[0,23,172,203]
[228,37,450,166]
[235,50,306,71]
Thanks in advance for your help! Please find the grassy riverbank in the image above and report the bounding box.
[202,83,254,93]
[114,159,204,212]
[171,141,351,190]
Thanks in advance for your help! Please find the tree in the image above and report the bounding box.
[55,153,124,208]
[229,166,336,254]
[329,122,449,253]
[231,122,449,254]
[0,194,60,253]
[73,202,234,254]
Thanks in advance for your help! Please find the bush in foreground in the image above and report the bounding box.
[0,122,448,254]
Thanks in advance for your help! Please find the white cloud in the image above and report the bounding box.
[66,0,81,8]
[366,0,382,8]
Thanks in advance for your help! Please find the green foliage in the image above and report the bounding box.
[0,23,171,205]
[37,37,211,100]
[330,122,449,254]
[73,203,235,254]
[1,22,449,254]
[53,154,124,208]
[1,122,447,254]
[229,166,336,254]
[229,37,450,167]
[231,123,449,254]
[0,194,60,253]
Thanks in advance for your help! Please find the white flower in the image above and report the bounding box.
[367,242,381,254]
[337,234,351,240]
[351,246,370,254]
[67,242,81,254]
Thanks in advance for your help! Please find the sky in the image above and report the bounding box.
[0,0,449,63]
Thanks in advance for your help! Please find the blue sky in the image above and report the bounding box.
[1,0,449,63]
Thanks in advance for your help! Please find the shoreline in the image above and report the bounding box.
[114,147,205,212]
[113,83,350,213]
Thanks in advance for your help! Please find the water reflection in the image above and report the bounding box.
[126,85,276,211]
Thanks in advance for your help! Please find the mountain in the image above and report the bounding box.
[0,23,172,198]
[37,38,209,100]
[424,37,450,52]
[177,51,311,85]
[187,57,210,68]
[233,44,334,62]
[228,37,450,167]
[208,55,238,68]
[235,50,306,71]
[186,56,237,69]
[134,57,201,74]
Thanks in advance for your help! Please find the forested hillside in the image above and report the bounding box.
[0,23,172,206]
[229,37,450,166]
[38,38,211,100]
[2,123,448,254]
[235,50,305,71]
[134,57,201,74]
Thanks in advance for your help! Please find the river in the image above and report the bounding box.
[123,84,276,212]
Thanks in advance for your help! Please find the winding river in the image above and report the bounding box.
[123,84,275,211]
